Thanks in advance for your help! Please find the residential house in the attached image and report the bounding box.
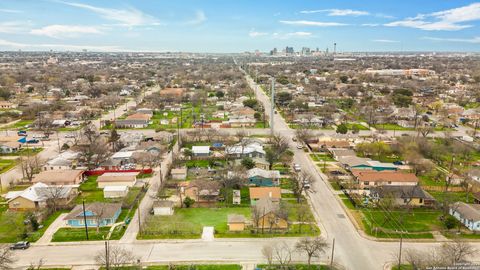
[115,113,151,128]
[328,148,356,160]
[449,202,480,232]
[192,146,210,157]
[227,214,246,231]
[0,101,15,109]
[103,185,129,198]
[473,192,480,204]
[249,187,281,205]
[183,180,221,204]
[33,170,84,185]
[352,170,419,190]
[226,141,266,159]
[338,156,397,171]
[44,151,79,171]
[370,185,435,207]
[0,141,20,153]
[97,172,139,188]
[247,168,281,187]
[171,167,187,180]
[253,198,288,230]
[64,203,122,227]
[111,151,134,165]
[153,200,174,216]
[6,183,77,211]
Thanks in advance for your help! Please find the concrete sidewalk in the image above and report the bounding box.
[35,213,68,245]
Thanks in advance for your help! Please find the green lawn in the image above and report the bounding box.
[52,226,125,242]
[429,191,473,204]
[0,120,33,130]
[344,123,369,131]
[0,159,16,173]
[310,153,335,162]
[360,208,442,239]
[0,209,66,243]
[374,123,414,131]
[141,207,252,239]
[75,176,142,204]
[0,147,43,157]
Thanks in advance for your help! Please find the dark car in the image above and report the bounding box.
[17,130,27,136]
[330,170,345,176]
[10,241,30,250]
[27,139,40,144]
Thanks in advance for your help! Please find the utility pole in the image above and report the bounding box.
[330,238,335,269]
[105,240,109,270]
[270,78,275,135]
[398,234,403,270]
[137,200,142,236]
[82,200,89,240]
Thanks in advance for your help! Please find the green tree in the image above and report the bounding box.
[183,197,195,208]
[336,123,348,134]
[243,99,258,109]
[276,92,292,105]
[339,75,349,83]
[241,157,255,169]
[215,90,224,98]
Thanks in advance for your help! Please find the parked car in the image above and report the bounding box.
[296,144,303,149]
[293,163,301,172]
[17,130,27,136]
[26,139,40,144]
[10,241,30,250]
[330,170,345,176]
[64,133,76,138]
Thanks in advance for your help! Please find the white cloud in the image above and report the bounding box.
[385,3,480,31]
[0,38,124,51]
[185,10,207,25]
[300,9,369,16]
[422,36,480,44]
[362,23,379,27]
[279,20,348,27]
[286,31,312,37]
[30,25,104,39]
[249,30,268,37]
[57,1,160,26]
[0,21,32,33]
[372,39,399,43]
[0,9,22,13]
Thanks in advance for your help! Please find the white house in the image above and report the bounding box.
[192,146,210,157]
[103,185,129,198]
[450,202,480,232]
[171,167,187,180]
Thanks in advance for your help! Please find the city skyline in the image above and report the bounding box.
[0,0,479,52]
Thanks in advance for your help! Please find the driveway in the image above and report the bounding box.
[35,213,68,245]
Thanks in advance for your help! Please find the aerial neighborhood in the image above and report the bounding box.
[0,47,479,269]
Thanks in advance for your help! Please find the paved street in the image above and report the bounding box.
[8,79,480,269]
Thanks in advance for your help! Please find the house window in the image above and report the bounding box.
[404,199,408,203]
[388,181,392,185]
[364,181,369,186]
[419,198,423,203]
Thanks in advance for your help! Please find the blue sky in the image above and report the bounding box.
[0,0,479,52]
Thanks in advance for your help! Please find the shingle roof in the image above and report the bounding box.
[353,170,419,183]
[452,202,480,221]
[65,202,122,220]
[228,214,246,223]
[33,170,83,184]
[249,187,281,200]
[371,185,433,200]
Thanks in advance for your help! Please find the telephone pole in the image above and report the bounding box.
[82,200,89,240]
[330,238,335,269]
[398,234,403,270]
[270,78,275,135]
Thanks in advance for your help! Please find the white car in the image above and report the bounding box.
[293,164,301,172]
[64,133,76,138]
[296,144,303,149]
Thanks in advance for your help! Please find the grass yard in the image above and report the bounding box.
[52,226,125,242]
[141,207,251,239]
[0,120,33,130]
[429,191,473,204]
[309,153,335,162]
[0,147,43,157]
[0,159,16,173]
[360,208,442,239]
[0,209,66,243]
[75,176,142,204]
[374,123,414,131]
[345,123,369,131]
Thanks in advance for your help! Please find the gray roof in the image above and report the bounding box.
[228,214,246,223]
[371,185,434,200]
[452,202,480,221]
[153,200,174,208]
[65,202,121,220]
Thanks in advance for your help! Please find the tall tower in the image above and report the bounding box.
[334,42,337,55]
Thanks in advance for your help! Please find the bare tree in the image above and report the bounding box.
[76,124,110,169]
[26,258,44,270]
[295,127,313,144]
[20,155,42,182]
[291,171,314,203]
[42,185,67,213]
[0,245,15,270]
[261,244,274,266]
[272,241,293,268]
[95,245,139,270]
[295,237,329,266]
[440,239,478,265]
